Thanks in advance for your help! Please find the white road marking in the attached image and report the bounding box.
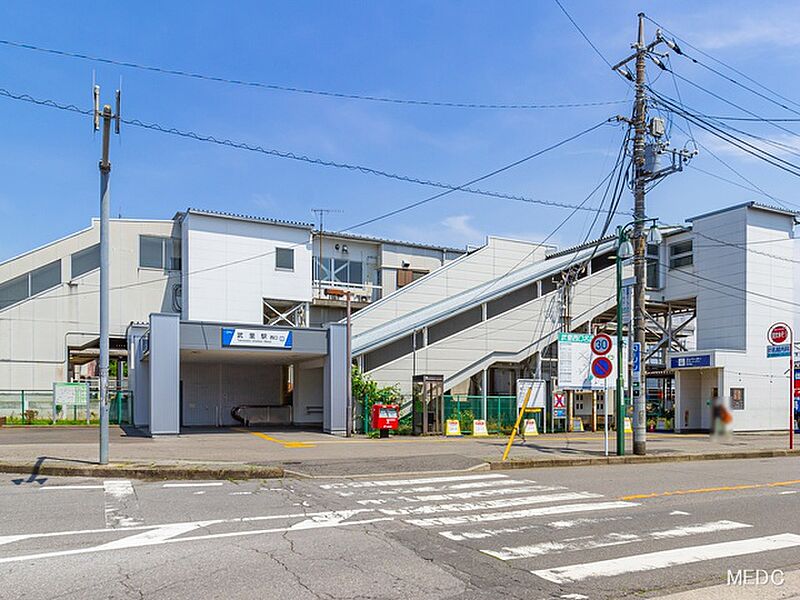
[193,491,205,495]
[561,595,589,600]
[103,480,142,529]
[162,482,224,488]
[0,509,372,548]
[779,490,797,495]
[439,516,632,542]
[229,492,253,496]
[670,510,690,516]
[482,521,751,561]
[319,473,508,489]
[337,479,531,497]
[649,520,751,539]
[39,485,103,491]
[531,533,800,584]
[380,492,602,516]
[0,512,393,565]
[395,484,568,503]
[407,501,639,527]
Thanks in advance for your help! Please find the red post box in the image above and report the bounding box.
[370,404,400,438]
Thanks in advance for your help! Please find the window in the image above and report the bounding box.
[730,387,745,410]
[30,261,61,295]
[71,244,100,279]
[0,274,29,310]
[646,243,662,289]
[0,260,62,310]
[140,236,180,270]
[313,257,363,284]
[275,247,294,271]
[669,240,693,269]
[397,268,428,288]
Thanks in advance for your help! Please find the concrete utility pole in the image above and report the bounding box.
[631,13,648,456]
[611,14,696,455]
[94,85,120,465]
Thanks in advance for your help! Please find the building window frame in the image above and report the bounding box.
[730,387,745,410]
[139,235,181,271]
[668,240,693,269]
[0,259,62,311]
[313,257,364,285]
[275,247,295,271]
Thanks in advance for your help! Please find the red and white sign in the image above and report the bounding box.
[590,333,613,356]
[768,323,790,345]
[553,392,565,409]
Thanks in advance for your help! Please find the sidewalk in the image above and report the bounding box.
[0,425,796,479]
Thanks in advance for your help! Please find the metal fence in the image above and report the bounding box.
[0,389,132,425]
[444,395,518,434]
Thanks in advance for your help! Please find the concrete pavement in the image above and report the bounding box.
[0,425,796,479]
[1,457,799,599]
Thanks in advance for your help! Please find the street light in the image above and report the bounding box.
[615,217,660,456]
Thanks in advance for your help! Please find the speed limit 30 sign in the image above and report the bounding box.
[591,333,612,355]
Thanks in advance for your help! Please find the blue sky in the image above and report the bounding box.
[2,1,800,260]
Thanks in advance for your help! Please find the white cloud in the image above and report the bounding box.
[701,18,800,50]
[441,214,482,241]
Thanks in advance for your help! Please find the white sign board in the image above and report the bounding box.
[516,379,546,409]
[558,333,627,391]
[53,382,90,406]
[221,328,293,349]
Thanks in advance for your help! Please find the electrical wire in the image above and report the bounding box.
[669,119,796,209]
[644,15,800,115]
[650,90,800,179]
[0,38,626,111]
[552,0,613,68]
[0,86,617,215]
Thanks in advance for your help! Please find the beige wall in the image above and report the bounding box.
[0,219,177,390]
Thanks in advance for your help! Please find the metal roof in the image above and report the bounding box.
[687,201,799,222]
[177,208,315,229]
[317,230,466,254]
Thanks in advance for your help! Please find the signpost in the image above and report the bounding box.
[767,322,794,449]
[591,335,613,456]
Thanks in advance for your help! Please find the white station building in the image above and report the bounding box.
[1,201,797,434]
[0,208,462,434]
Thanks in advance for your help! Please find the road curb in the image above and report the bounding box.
[0,461,284,481]
[489,448,800,471]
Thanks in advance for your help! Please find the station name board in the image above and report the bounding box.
[221,328,293,349]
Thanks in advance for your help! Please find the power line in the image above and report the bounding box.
[0,38,626,111]
[0,86,614,214]
[552,0,613,68]
[669,119,796,209]
[650,91,800,179]
[345,119,618,231]
[644,15,800,114]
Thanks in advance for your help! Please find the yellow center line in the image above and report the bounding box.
[247,431,315,448]
[620,479,800,501]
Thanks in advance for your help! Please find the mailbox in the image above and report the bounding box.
[370,404,400,438]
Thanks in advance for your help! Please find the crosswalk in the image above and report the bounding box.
[321,472,800,592]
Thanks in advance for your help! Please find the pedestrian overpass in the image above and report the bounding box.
[351,236,620,397]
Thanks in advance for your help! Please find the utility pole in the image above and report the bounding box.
[611,14,695,455]
[631,13,648,456]
[94,85,120,465]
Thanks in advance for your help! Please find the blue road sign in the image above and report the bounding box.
[553,408,567,419]
[591,356,613,379]
[767,344,791,358]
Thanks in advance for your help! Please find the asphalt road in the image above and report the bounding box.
[1,457,799,599]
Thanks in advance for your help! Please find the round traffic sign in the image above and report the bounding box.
[591,333,612,355]
[591,356,613,379]
[768,323,790,345]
